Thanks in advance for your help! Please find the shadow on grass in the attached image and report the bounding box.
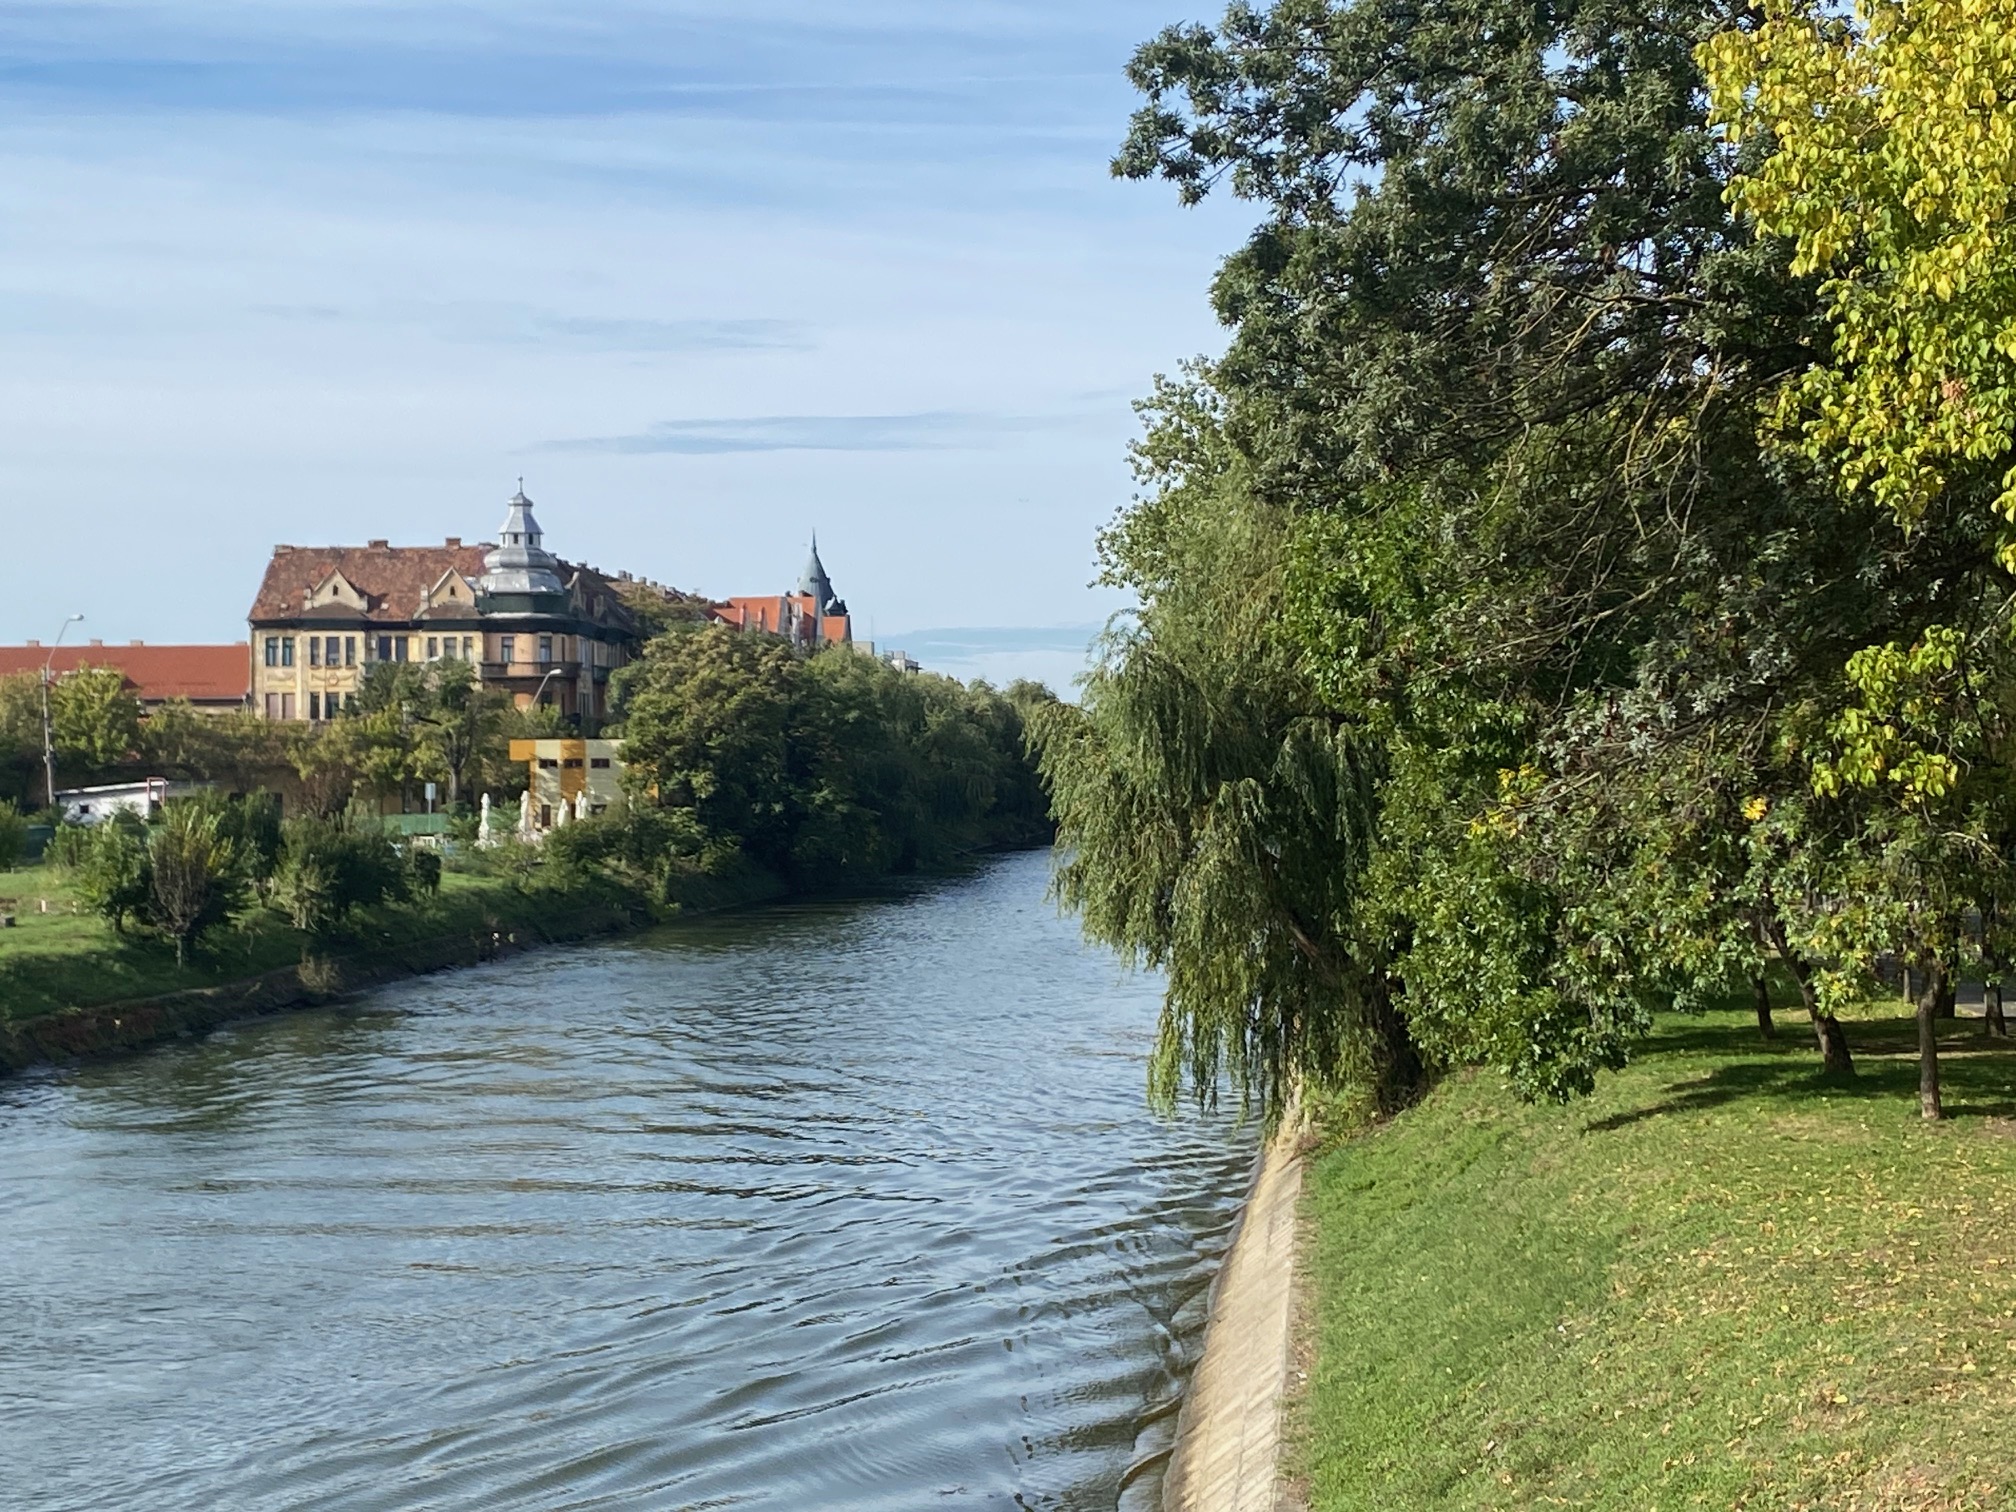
[1583,1012,2016,1133]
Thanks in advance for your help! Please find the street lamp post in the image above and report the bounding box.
[41,614,84,811]
[530,666,563,716]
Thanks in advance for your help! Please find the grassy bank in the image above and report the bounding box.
[0,854,787,1067]
[1295,1005,2016,1511]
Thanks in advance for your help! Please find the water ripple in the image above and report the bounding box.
[0,851,1253,1511]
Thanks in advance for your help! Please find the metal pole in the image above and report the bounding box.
[41,614,84,811]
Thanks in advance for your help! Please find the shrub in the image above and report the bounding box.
[146,804,244,966]
[0,800,25,869]
[72,816,152,935]
[48,822,95,873]
[404,847,442,898]
[273,817,412,936]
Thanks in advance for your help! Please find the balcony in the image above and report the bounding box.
[480,660,583,682]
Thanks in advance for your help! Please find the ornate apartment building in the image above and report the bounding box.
[247,490,639,728]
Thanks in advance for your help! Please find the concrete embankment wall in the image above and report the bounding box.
[1161,1126,1305,1512]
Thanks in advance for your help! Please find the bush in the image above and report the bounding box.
[404,847,442,898]
[0,800,25,869]
[273,817,412,936]
[72,816,152,934]
[48,822,95,873]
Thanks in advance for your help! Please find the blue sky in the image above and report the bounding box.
[0,1,1247,687]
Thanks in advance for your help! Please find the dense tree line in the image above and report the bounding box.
[10,626,1057,966]
[548,624,1055,901]
[1036,0,2016,1121]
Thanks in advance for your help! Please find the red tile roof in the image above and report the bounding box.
[250,544,492,623]
[0,644,249,705]
[713,594,853,644]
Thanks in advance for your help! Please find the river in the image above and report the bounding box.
[0,850,1255,1511]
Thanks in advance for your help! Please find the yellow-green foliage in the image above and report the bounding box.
[1702,0,2016,547]
[1298,1006,2016,1509]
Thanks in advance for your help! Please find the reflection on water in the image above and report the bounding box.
[0,850,1253,1511]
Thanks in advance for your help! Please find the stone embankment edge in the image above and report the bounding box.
[1162,1120,1306,1512]
[0,883,784,1075]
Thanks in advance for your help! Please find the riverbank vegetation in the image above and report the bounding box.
[1296,1003,2016,1510]
[1033,0,2016,1127]
[0,626,1054,1038]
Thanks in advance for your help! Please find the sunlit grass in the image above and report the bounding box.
[1296,1003,2016,1511]
[0,859,596,1023]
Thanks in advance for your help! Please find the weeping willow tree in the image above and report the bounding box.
[1032,376,1418,1122]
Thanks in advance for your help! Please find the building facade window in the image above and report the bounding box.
[264,637,280,668]
[326,635,341,666]
[281,693,296,720]
[426,637,438,660]
[461,636,474,660]
[308,692,322,721]
[264,692,280,719]
[539,634,554,663]
[280,637,295,668]
[309,638,322,668]
[394,637,409,663]
[376,635,393,663]
[344,637,357,667]
[500,635,516,665]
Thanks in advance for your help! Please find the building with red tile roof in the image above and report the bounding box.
[0,643,249,711]
[710,538,856,650]
[247,489,640,728]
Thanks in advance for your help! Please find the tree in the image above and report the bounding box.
[1033,379,1417,1122]
[614,625,798,869]
[141,704,291,791]
[145,803,244,966]
[611,624,1054,892]
[1701,0,2016,547]
[51,666,142,774]
[408,660,505,808]
[72,816,152,935]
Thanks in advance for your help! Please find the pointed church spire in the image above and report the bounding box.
[798,533,836,611]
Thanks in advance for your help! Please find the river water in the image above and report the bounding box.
[1,850,1254,1512]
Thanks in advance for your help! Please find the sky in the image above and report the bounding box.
[0,1,1250,688]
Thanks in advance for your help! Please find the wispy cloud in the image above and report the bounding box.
[539,411,1052,454]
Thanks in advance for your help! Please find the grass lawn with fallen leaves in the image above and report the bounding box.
[1295,1002,2016,1511]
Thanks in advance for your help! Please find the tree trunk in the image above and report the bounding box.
[1988,981,2008,1038]
[1368,976,1425,1114]
[1934,974,1957,1020]
[1783,951,1854,1075]
[1751,973,1776,1039]
[1901,964,1913,1003]
[1917,958,1946,1121]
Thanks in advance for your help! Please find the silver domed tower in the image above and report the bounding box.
[480,487,566,597]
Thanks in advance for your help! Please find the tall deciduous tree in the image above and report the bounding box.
[51,665,143,773]
[1702,0,2016,544]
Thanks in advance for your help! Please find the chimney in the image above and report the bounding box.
[25,639,39,647]
[88,639,103,647]
[445,536,462,548]
[368,539,390,549]
[129,640,144,646]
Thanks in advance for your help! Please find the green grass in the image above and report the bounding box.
[1297,1005,2016,1512]
[0,860,616,1023]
